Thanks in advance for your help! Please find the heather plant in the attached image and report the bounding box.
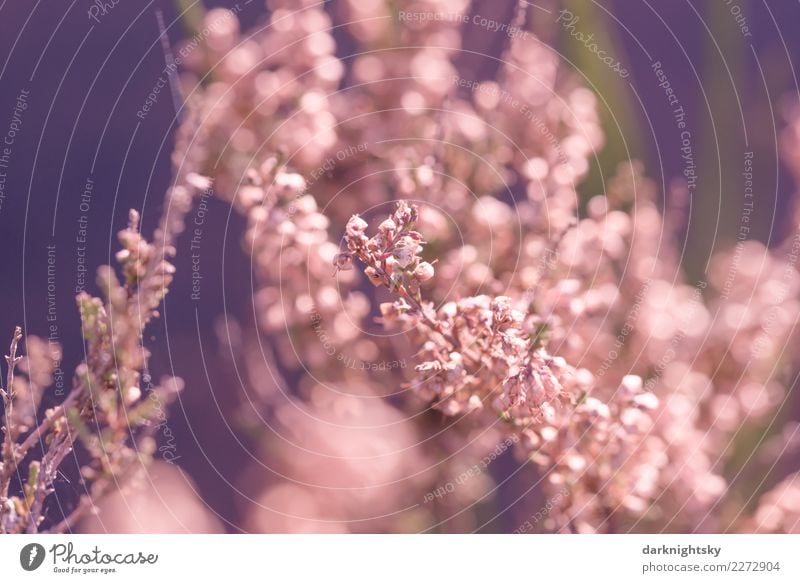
[0,167,200,532]
[6,1,797,535]
[0,210,182,533]
[340,201,664,532]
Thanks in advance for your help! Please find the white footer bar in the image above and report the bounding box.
[2,534,798,582]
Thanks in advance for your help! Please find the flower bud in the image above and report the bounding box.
[333,253,352,271]
[378,218,397,233]
[365,266,383,286]
[346,215,368,237]
[414,261,435,282]
[393,244,416,268]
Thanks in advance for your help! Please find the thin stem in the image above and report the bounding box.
[27,430,72,533]
[366,260,462,351]
[0,327,23,533]
[398,288,456,345]
[5,386,80,481]
[1,329,22,472]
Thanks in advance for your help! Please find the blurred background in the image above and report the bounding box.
[1,0,799,532]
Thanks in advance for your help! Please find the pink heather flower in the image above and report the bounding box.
[414,261,435,282]
[378,217,397,233]
[346,215,368,237]
[393,237,421,268]
[364,266,383,286]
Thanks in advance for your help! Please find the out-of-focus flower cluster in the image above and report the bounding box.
[744,473,800,533]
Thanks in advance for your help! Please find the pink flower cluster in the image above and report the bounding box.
[342,202,666,532]
[156,3,800,534]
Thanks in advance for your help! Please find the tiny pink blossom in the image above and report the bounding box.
[414,261,435,282]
